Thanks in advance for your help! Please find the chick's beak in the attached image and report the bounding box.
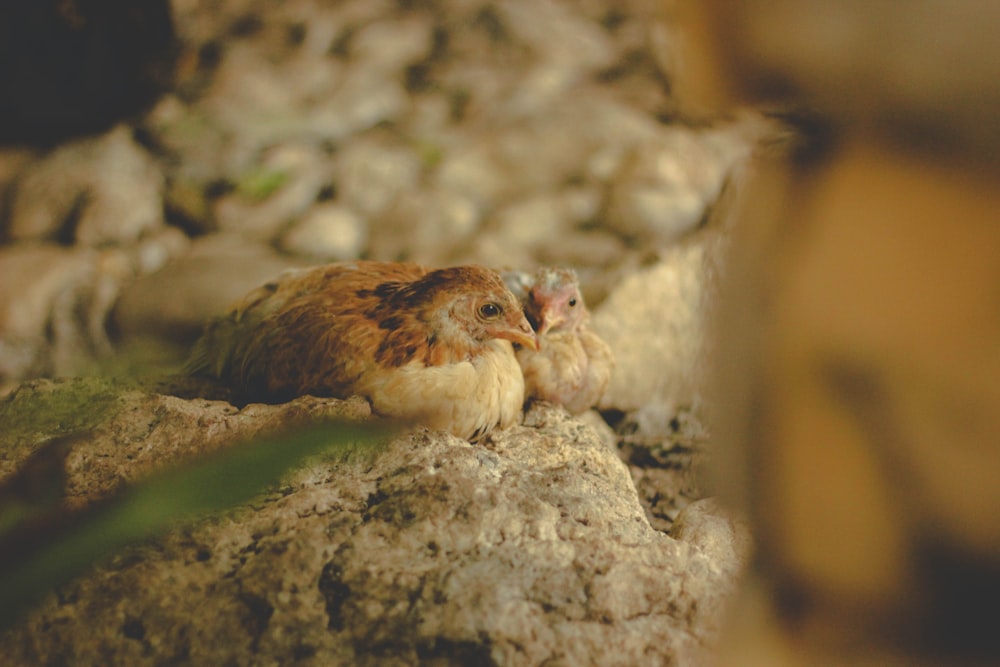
[536,307,566,336]
[500,315,539,351]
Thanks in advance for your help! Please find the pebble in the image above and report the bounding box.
[0,244,128,381]
[333,136,424,217]
[213,143,334,242]
[370,186,482,264]
[279,202,367,260]
[7,126,164,246]
[112,235,310,342]
[606,124,754,244]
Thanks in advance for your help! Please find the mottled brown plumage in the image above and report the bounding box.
[188,261,538,440]
[504,267,614,414]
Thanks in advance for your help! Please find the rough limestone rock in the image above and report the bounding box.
[670,498,751,581]
[0,379,740,666]
[0,376,372,505]
[593,239,711,414]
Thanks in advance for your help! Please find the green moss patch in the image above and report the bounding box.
[0,377,123,447]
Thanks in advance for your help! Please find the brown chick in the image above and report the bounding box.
[503,267,614,414]
[187,261,538,441]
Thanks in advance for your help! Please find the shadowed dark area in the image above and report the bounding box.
[0,0,176,146]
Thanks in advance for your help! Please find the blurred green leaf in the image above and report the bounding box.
[0,420,391,629]
[413,138,444,168]
[235,167,289,201]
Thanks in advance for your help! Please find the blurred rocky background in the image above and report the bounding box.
[0,0,761,664]
[0,0,757,413]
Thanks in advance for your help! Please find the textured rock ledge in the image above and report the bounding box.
[0,379,741,666]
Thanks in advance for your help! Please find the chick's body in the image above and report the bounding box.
[504,267,614,414]
[188,261,537,440]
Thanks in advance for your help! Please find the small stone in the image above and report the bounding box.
[505,0,617,67]
[279,203,367,261]
[350,16,433,74]
[370,186,483,264]
[605,122,757,244]
[464,188,606,268]
[434,143,509,206]
[204,42,344,145]
[7,125,164,246]
[214,143,334,242]
[614,184,708,243]
[500,189,599,244]
[307,68,408,142]
[131,226,192,276]
[112,234,310,343]
[333,136,424,217]
[536,229,628,270]
[495,0,617,116]
[0,245,129,383]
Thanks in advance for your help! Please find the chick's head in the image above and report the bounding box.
[423,266,538,351]
[526,267,587,335]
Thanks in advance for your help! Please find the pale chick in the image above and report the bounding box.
[503,267,614,414]
[187,261,539,441]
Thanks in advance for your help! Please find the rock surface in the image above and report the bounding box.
[0,380,740,666]
[594,240,711,414]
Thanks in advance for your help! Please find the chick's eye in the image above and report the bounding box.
[478,302,502,319]
[568,298,577,307]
